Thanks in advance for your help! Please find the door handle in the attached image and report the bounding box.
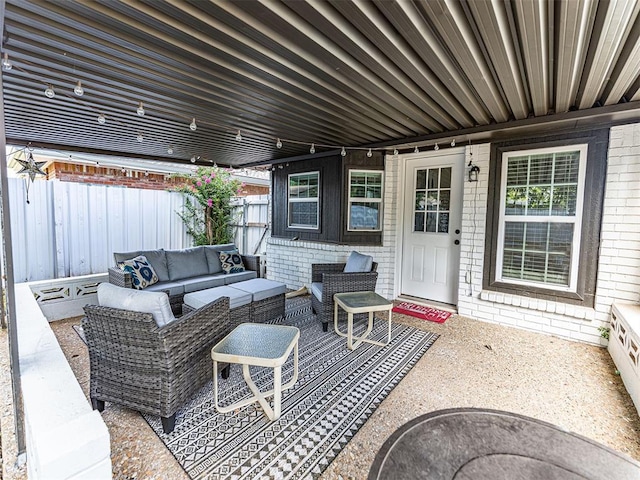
[454,239,460,245]
[455,229,460,234]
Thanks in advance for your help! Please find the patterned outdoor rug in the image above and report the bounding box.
[140,297,439,479]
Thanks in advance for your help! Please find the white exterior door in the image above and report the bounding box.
[400,150,465,304]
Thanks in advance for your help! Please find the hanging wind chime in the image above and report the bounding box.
[16,149,47,204]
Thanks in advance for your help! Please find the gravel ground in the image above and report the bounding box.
[2,308,640,480]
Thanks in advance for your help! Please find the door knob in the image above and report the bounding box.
[455,229,460,234]
[454,239,460,245]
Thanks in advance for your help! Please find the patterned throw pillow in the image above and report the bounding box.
[218,250,245,274]
[117,255,159,290]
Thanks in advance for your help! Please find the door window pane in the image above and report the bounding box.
[413,167,451,234]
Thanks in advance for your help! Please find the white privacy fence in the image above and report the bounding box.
[8,179,270,282]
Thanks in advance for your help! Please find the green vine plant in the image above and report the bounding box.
[598,326,610,340]
[172,167,243,246]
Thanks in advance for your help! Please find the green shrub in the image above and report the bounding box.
[173,167,242,245]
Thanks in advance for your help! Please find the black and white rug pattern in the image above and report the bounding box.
[141,297,439,479]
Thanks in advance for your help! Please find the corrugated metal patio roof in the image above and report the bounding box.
[2,0,639,167]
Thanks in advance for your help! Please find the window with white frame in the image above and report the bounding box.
[496,145,587,292]
[288,172,319,229]
[348,170,383,231]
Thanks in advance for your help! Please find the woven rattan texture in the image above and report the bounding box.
[311,262,379,329]
[82,296,232,420]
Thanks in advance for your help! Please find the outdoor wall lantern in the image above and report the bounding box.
[468,162,480,182]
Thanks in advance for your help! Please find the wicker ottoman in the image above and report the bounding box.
[182,286,252,330]
[230,278,286,323]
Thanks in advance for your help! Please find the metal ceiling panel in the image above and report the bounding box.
[2,0,640,167]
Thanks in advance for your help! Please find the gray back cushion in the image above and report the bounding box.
[166,246,208,280]
[203,243,236,274]
[97,282,175,328]
[343,251,373,273]
[114,249,169,282]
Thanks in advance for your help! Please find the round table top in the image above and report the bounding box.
[368,408,640,480]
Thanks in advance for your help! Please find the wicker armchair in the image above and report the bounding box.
[311,261,378,332]
[82,296,232,434]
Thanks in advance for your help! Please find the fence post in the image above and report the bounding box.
[242,198,248,255]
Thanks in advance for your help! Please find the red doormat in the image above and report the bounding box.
[392,302,452,323]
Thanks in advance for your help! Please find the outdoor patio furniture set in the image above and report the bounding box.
[83,248,383,432]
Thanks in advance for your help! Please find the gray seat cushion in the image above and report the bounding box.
[166,246,208,281]
[229,278,287,301]
[223,270,257,284]
[181,274,226,293]
[203,244,236,274]
[183,285,252,310]
[143,280,185,297]
[343,251,373,273]
[114,249,170,282]
[97,282,175,327]
[311,282,323,301]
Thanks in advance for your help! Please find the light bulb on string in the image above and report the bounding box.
[137,102,145,116]
[190,118,197,131]
[190,155,197,163]
[235,130,242,141]
[144,171,149,177]
[167,146,174,155]
[434,143,439,151]
[341,147,347,157]
[74,80,84,96]
[309,143,315,154]
[137,133,144,142]
[121,167,126,174]
[2,52,12,71]
[414,146,419,154]
[97,113,106,124]
[393,148,399,158]
[367,148,373,158]
[276,138,282,149]
[44,85,55,98]
[450,139,456,147]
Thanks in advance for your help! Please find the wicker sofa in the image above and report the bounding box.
[108,244,260,314]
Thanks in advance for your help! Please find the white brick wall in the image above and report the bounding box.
[457,125,640,345]
[267,124,640,345]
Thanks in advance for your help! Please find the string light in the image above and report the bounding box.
[276,138,282,149]
[136,133,144,142]
[190,155,197,163]
[190,118,197,131]
[44,85,55,98]
[393,148,399,158]
[136,102,145,116]
[434,143,439,151]
[74,80,84,96]
[341,146,347,157]
[414,146,419,153]
[309,143,315,154]
[167,146,174,155]
[450,139,456,147]
[144,170,149,177]
[97,113,106,124]
[235,130,242,141]
[121,167,126,174]
[2,52,12,71]
[367,148,373,158]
